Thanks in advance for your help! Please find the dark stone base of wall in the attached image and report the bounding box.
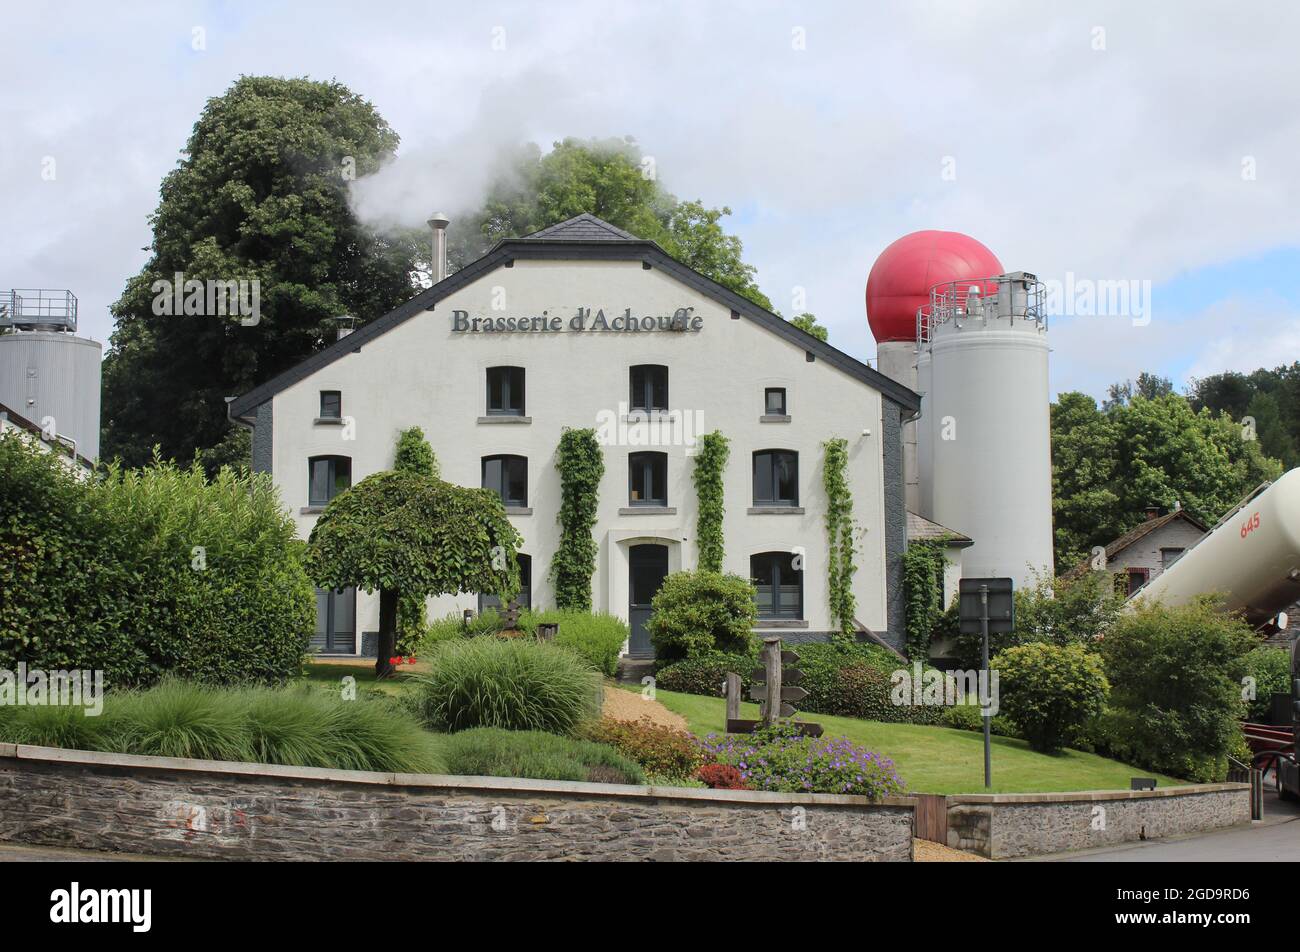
[0,745,915,862]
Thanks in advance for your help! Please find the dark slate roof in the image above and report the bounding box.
[523,213,638,241]
[1062,508,1210,580]
[906,511,973,547]
[229,215,922,419]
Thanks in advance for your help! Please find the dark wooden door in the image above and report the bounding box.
[628,544,669,658]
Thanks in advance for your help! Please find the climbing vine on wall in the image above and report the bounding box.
[692,430,730,572]
[901,541,948,661]
[822,438,857,638]
[551,427,605,611]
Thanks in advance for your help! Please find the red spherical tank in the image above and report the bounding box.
[865,231,1004,343]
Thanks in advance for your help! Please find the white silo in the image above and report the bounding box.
[0,290,102,461]
[920,273,1053,587]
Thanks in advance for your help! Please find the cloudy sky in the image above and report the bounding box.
[3,0,1298,399]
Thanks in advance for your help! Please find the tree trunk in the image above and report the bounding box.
[375,588,399,679]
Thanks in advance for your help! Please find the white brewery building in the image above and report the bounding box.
[230,214,922,658]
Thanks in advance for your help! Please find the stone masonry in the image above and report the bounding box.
[946,785,1251,859]
[0,744,915,862]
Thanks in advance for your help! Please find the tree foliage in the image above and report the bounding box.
[306,470,519,676]
[901,541,947,661]
[1098,599,1256,781]
[0,434,313,687]
[1189,362,1300,469]
[392,426,439,651]
[102,76,421,466]
[450,137,774,310]
[1051,390,1283,571]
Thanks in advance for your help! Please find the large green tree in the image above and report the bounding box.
[306,470,520,678]
[449,137,777,312]
[1051,390,1283,570]
[102,76,421,467]
[1189,363,1300,469]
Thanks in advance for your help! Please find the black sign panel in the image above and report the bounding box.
[958,577,1015,634]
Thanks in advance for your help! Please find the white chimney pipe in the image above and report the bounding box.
[427,213,450,284]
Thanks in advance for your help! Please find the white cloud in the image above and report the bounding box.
[2,0,1299,385]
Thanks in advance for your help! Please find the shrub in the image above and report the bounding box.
[1099,599,1256,781]
[1,680,440,773]
[992,642,1109,752]
[794,641,945,725]
[519,610,628,676]
[648,571,758,662]
[953,570,1122,669]
[412,638,601,734]
[654,651,757,697]
[699,722,906,799]
[939,701,1019,738]
[1243,646,1292,722]
[0,436,314,687]
[442,727,644,784]
[697,763,746,789]
[577,717,704,780]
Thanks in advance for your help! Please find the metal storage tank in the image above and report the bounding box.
[920,273,1053,587]
[1131,468,1300,626]
[0,290,102,461]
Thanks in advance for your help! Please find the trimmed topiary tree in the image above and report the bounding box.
[993,642,1109,753]
[306,470,520,678]
[392,426,439,652]
[647,570,757,663]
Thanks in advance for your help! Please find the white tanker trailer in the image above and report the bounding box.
[1129,467,1300,627]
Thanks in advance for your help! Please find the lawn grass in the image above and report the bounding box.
[646,686,1186,795]
[300,661,425,698]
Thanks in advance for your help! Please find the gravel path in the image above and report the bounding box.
[602,686,689,730]
[913,839,990,862]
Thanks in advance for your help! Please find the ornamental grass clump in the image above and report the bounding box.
[413,637,601,734]
[699,722,906,800]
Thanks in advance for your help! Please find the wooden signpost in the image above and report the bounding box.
[724,637,823,737]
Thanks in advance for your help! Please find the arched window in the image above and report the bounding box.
[486,366,525,416]
[308,455,351,507]
[750,551,803,619]
[629,451,668,506]
[629,364,668,412]
[482,454,528,507]
[753,449,798,506]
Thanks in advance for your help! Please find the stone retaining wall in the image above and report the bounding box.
[946,784,1251,858]
[0,744,915,862]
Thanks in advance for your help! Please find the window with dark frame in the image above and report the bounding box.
[1126,567,1150,596]
[482,454,528,507]
[629,364,668,412]
[753,449,799,506]
[628,451,668,506]
[486,366,525,416]
[1160,547,1185,569]
[764,387,787,415]
[308,456,351,507]
[751,551,803,619]
[319,390,342,419]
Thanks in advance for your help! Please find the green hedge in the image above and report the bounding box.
[1243,646,1292,722]
[0,436,313,687]
[517,610,628,676]
[654,650,758,697]
[442,727,644,784]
